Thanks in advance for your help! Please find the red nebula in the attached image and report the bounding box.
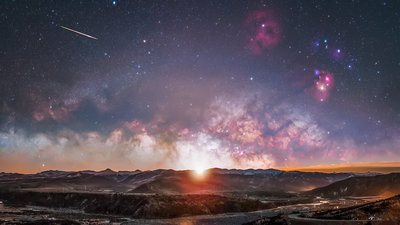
[312,70,335,102]
[245,10,281,54]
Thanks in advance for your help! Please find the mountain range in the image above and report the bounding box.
[309,173,400,198]
[0,168,370,194]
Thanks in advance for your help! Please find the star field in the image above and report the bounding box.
[0,0,400,172]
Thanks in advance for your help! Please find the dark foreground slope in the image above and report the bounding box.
[309,173,400,198]
[244,195,400,225]
[0,190,276,219]
[305,195,400,222]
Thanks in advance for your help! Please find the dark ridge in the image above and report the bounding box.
[309,173,400,198]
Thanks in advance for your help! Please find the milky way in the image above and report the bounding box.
[0,0,400,172]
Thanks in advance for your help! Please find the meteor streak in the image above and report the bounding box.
[60,26,98,40]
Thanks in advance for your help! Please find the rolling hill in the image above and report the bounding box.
[0,168,374,194]
[309,173,400,198]
[306,194,400,222]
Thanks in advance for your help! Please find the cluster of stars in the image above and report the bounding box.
[313,70,335,102]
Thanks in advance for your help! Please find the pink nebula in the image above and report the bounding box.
[245,10,281,54]
[312,70,335,102]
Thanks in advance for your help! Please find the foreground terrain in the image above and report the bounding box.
[0,169,399,224]
[0,190,282,219]
[305,195,400,222]
[309,173,400,198]
[0,193,387,225]
[246,195,400,225]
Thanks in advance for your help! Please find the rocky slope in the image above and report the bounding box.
[309,173,400,198]
[244,195,400,225]
[305,195,400,222]
[0,190,275,219]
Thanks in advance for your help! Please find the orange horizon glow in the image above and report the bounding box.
[284,161,400,173]
[194,168,206,175]
[191,168,209,180]
[2,161,400,175]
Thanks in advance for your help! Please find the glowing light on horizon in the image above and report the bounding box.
[194,167,206,175]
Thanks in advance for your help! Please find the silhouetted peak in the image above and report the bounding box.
[99,168,116,174]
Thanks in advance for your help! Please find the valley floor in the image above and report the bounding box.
[0,195,382,225]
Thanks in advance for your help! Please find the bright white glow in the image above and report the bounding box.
[195,167,206,175]
[193,162,208,175]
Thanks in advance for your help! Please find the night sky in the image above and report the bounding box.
[1,0,400,173]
